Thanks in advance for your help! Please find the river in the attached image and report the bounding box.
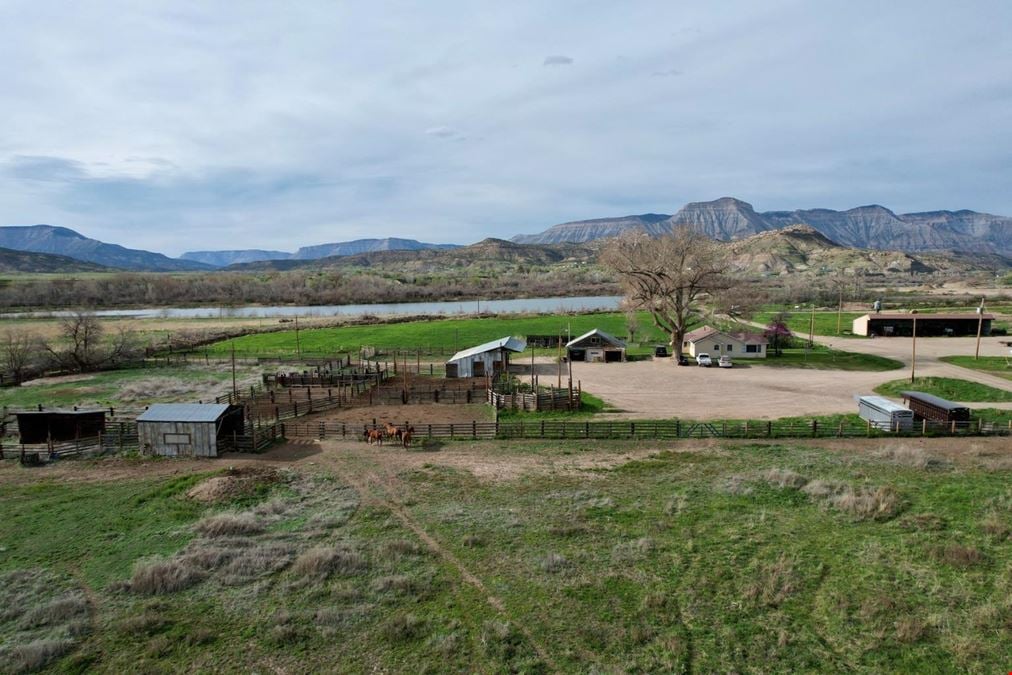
[2,295,623,320]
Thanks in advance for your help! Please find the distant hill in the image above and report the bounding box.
[0,246,113,273]
[182,238,459,268]
[228,238,596,272]
[512,197,1012,257]
[0,225,212,272]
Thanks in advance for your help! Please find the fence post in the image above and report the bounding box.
[472,420,477,439]
[767,420,772,437]
[812,420,817,437]
[922,419,927,436]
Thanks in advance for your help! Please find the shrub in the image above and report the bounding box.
[18,595,89,629]
[828,486,903,521]
[291,546,366,580]
[462,535,484,548]
[382,613,426,642]
[7,639,75,673]
[220,543,295,585]
[539,553,570,573]
[761,468,809,489]
[480,620,523,661]
[129,559,203,595]
[745,555,797,608]
[194,513,263,538]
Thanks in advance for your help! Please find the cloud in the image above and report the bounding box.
[425,126,464,140]
[651,68,684,77]
[7,155,88,182]
[542,55,574,67]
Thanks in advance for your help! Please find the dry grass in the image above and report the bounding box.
[220,543,295,585]
[117,612,171,636]
[129,558,204,595]
[539,552,570,573]
[828,486,903,521]
[193,513,264,538]
[6,638,75,674]
[380,539,426,559]
[981,512,1010,540]
[895,616,929,643]
[381,613,426,642]
[18,596,89,629]
[745,554,798,608]
[933,544,985,568]
[800,479,848,499]
[761,468,810,489]
[898,513,947,531]
[291,546,367,580]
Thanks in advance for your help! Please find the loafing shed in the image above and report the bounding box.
[566,329,626,362]
[445,336,526,379]
[15,409,108,445]
[853,313,994,337]
[137,403,245,457]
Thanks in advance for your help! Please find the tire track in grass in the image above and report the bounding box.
[320,453,559,670]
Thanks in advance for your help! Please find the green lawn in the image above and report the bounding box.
[205,311,673,358]
[750,346,903,371]
[754,309,865,338]
[496,391,609,420]
[940,355,1012,382]
[2,440,1008,672]
[874,377,1012,402]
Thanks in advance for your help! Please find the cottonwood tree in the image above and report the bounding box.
[601,227,737,359]
[44,312,138,372]
[1,329,39,384]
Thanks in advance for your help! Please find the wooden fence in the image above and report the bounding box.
[487,387,581,412]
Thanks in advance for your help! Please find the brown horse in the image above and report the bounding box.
[364,429,384,445]
[401,426,415,448]
[384,423,402,441]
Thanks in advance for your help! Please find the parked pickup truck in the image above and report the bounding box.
[695,353,712,367]
[718,355,733,368]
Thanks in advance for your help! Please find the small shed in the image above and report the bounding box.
[566,329,626,362]
[853,313,994,337]
[445,336,526,379]
[15,409,108,445]
[682,326,768,359]
[857,396,913,431]
[137,403,245,457]
[900,391,971,423]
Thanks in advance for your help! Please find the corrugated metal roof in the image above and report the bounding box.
[901,391,970,412]
[566,328,626,348]
[858,396,910,414]
[137,403,230,423]
[860,313,995,321]
[447,336,526,363]
[683,325,768,345]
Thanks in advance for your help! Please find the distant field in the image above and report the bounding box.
[874,377,1012,403]
[754,309,865,338]
[205,312,672,357]
[1,438,1009,671]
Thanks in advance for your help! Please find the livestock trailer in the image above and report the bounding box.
[137,403,245,457]
[901,391,971,423]
[857,396,914,431]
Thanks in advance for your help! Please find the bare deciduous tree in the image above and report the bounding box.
[43,312,139,373]
[1,329,38,384]
[601,227,736,359]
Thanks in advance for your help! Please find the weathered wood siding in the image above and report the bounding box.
[138,421,218,457]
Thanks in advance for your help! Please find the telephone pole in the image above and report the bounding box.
[974,298,985,360]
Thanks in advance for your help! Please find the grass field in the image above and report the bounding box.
[940,355,1012,382]
[750,346,903,371]
[1,439,1009,672]
[874,377,1012,403]
[0,364,261,412]
[205,312,671,358]
[754,309,866,338]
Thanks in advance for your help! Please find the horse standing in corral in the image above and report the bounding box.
[401,426,415,448]
[384,422,402,442]
[364,428,384,445]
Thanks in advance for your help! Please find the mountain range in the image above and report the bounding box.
[514,197,1012,257]
[181,238,458,267]
[0,246,112,273]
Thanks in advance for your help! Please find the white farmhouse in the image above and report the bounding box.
[682,325,768,359]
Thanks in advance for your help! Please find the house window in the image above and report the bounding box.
[726,344,733,352]
[682,341,688,347]
[713,344,720,352]
[746,344,760,353]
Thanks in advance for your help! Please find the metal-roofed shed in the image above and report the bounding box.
[15,409,108,445]
[445,336,526,379]
[137,403,245,457]
[566,329,627,362]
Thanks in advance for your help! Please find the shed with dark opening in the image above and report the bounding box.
[15,409,108,445]
[853,313,993,337]
[136,403,245,457]
[900,391,971,423]
[566,329,627,362]
[445,336,526,378]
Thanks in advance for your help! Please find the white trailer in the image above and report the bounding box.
[857,396,913,431]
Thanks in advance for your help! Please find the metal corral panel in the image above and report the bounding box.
[858,396,913,431]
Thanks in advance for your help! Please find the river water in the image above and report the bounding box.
[2,295,623,320]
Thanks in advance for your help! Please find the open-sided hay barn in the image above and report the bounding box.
[445,336,526,378]
[15,409,108,445]
[566,329,626,362]
[852,312,993,337]
[137,403,245,457]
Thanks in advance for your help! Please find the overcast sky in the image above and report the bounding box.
[1,1,1010,255]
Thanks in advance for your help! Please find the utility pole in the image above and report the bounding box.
[808,305,816,348]
[836,288,843,335]
[557,331,562,388]
[294,316,302,359]
[974,297,985,360]
[910,311,918,383]
[231,341,238,401]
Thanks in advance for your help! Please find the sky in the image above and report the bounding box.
[1,1,1010,256]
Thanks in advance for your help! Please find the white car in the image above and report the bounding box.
[696,353,712,367]
[718,355,733,368]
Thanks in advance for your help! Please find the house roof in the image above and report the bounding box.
[860,313,995,321]
[683,325,769,346]
[447,336,526,363]
[137,403,230,423]
[566,328,626,349]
